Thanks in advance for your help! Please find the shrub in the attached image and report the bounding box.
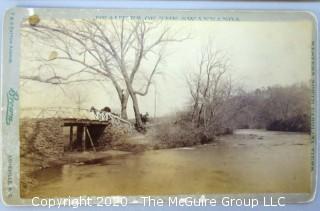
[153,120,215,148]
[266,114,310,132]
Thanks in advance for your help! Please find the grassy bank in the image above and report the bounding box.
[149,121,216,150]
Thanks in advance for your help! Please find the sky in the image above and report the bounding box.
[20,17,313,118]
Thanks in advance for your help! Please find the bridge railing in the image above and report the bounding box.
[20,107,132,128]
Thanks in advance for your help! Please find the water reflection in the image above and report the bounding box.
[25,129,311,198]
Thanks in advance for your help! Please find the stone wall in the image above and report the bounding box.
[20,118,64,196]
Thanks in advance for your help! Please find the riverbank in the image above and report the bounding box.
[20,121,217,197]
[20,118,311,197]
[23,129,311,198]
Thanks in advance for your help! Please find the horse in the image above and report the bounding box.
[101,106,111,113]
[90,106,99,119]
[90,106,112,121]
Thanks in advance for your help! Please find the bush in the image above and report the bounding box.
[266,114,310,132]
[153,120,215,148]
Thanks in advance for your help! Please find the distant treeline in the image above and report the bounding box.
[184,43,311,135]
[223,83,311,133]
[184,82,311,136]
[158,83,311,148]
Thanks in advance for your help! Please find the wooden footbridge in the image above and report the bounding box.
[21,107,132,152]
[63,118,111,152]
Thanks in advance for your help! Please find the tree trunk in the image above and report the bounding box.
[120,93,129,120]
[126,85,144,130]
[120,102,128,120]
[121,67,144,131]
[191,100,199,122]
[197,104,204,127]
[130,93,144,130]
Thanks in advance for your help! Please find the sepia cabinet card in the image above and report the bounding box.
[1,8,317,205]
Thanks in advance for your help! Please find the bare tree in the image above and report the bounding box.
[187,44,232,134]
[21,18,188,129]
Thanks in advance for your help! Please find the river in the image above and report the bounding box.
[25,129,312,198]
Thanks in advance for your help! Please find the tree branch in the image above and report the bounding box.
[134,55,162,96]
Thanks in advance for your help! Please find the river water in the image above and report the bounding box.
[25,129,312,198]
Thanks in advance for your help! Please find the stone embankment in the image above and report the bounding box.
[20,118,64,195]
